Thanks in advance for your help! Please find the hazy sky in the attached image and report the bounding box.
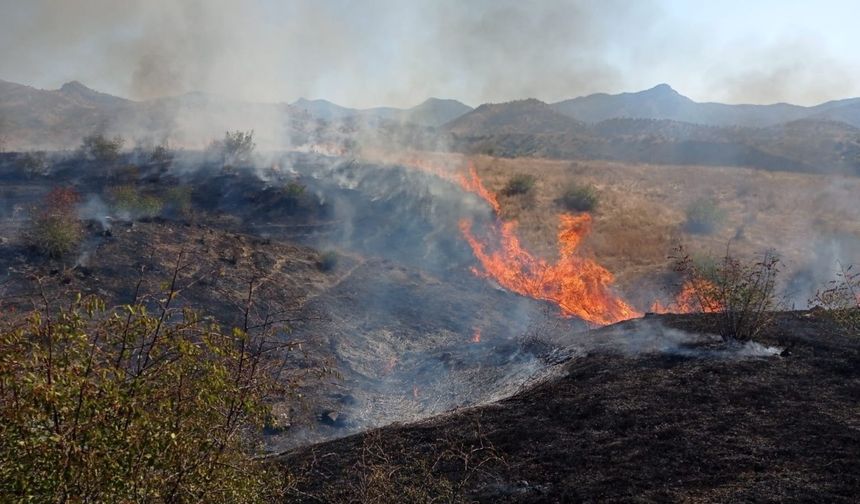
[1,0,858,107]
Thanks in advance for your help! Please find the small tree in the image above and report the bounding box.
[502,173,536,196]
[559,183,599,212]
[672,245,781,342]
[684,198,726,234]
[80,134,125,163]
[26,187,82,258]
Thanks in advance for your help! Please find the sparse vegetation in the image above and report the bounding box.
[109,185,164,219]
[16,151,49,178]
[811,263,860,335]
[502,173,536,196]
[559,182,599,212]
[673,246,782,342]
[0,291,283,502]
[684,197,726,234]
[25,187,82,258]
[80,134,125,163]
[211,130,256,165]
[149,143,174,164]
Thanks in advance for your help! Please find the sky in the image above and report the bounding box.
[0,0,858,108]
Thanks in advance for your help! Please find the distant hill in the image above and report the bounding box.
[551,84,860,128]
[444,99,587,135]
[443,98,860,175]
[291,96,472,127]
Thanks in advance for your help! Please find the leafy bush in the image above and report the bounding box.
[811,263,860,335]
[16,151,49,178]
[672,246,782,341]
[684,198,726,234]
[80,134,125,163]
[211,130,255,165]
[0,293,283,502]
[559,183,599,212]
[109,185,164,219]
[26,187,82,258]
[502,173,536,196]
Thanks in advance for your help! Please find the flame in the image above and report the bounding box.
[398,156,500,213]
[460,213,641,326]
[650,278,723,314]
[471,328,482,343]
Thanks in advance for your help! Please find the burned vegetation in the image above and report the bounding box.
[0,134,858,503]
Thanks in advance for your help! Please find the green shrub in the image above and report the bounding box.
[559,183,599,212]
[502,173,536,196]
[0,294,283,502]
[80,134,125,163]
[164,185,193,217]
[684,198,726,234]
[26,187,82,258]
[109,185,164,219]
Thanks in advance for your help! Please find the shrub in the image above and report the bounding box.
[149,143,174,164]
[26,187,82,258]
[318,250,338,272]
[559,183,599,212]
[811,263,860,335]
[80,134,125,163]
[16,151,49,178]
[684,198,726,234]
[502,173,536,196]
[210,130,255,165]
[0,293,283,502]
[164,185,193,217]
[109,185,163,219]
[672,245,782,342]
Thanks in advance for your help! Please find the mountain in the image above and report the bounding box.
[444,98,587,136]
[442,97,860,175]
[552,84,860,129]
[291,97,472,127]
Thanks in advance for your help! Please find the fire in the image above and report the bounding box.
[471,328,482,343]
[460,213,641,326]
[456,164,501,214]
[650,278,723,314]
[397,156,500,214]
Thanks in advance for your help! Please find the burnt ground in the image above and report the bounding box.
[277,313,860,503]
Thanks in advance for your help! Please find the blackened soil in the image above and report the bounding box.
[278,312,860,503]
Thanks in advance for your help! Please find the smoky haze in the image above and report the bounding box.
[2,0,857,107]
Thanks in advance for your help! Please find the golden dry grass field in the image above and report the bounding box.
[364,150,860,309]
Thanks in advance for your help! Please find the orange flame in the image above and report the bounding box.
[471,328,482,343]
[460,213,641,326]
[650,278,723,314]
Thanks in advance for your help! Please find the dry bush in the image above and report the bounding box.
[109,185,164,219]
[25,187,82,258]
[673,245,782,342]
[811,263,860,335]
[211,130,256,166]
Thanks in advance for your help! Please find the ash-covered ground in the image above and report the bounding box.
[0,151,580,448]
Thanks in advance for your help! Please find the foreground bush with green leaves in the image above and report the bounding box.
[0,294,283,502]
